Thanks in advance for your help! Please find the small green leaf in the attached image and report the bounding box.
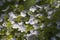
[24,0,36,9]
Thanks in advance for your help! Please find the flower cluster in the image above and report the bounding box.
[0,0,60,40]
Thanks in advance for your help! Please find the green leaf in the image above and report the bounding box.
[24,0,36,9]
[24,24,34,33]
[15,15,23,23]
[6,21,12,28]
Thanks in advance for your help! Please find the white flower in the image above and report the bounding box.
[55,1,60,8]
[48,11,53,16]
[29,19,38,25]
[18,25,26,32]
[29,6,37,12]
[18,22,23,25]
[8,12,16,18]
[55,4,60,8]
[15,4,18,8]
[8,18,15,24]
[10,20,15,24]
[33,24,39,29]
[28,16,38,25]
[47,15,52,19]
[12,38,16,40]
[25,16,34,24]
[40,23,45,29]
[26,30,38,37]
[20,11,26,17]
[26,34,32,37]
[13,24,19,29]
[35,14,43,17]
[8,17,14,21]
[13,23,26,32]
[36,5,42,9]
[30,30,38,35]
[2,22,6,27]
[25,22,29,24]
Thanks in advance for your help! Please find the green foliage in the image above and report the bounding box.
[6,21,12,28]
[0,27,7,35]
[52,9,60,22]
[24,24,34,33]
[38,0,55,5]
[24,0,36,9]
[15,15,23,23]
[0,0,60,40]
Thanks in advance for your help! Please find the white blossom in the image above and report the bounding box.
[2,22,6,27]
[29,6,37,12]
[10,20,15,24]
[40,23,45,29]
[18,25,26,32]
[30,30,38,35]
[28,16,38,25]
[18,22,23,25]
[47,15,52,19]
[20,11,26,17]
[15,4,18,8]
[29,19,38,25]
[55,4,60,8]
[36,5,43,9]
[26,33,32,37]
[12,38,16,40]
[33,24,39,29]
[54,1,60,8]
[8,18,15,24]
[35,14,43,17]
[8,12,16,18]
[48,11,53,16]
[25,22,29,24]
[13,23,26,32]
[13,24,19,29]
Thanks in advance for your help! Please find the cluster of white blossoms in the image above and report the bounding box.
[0,0,60,40]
